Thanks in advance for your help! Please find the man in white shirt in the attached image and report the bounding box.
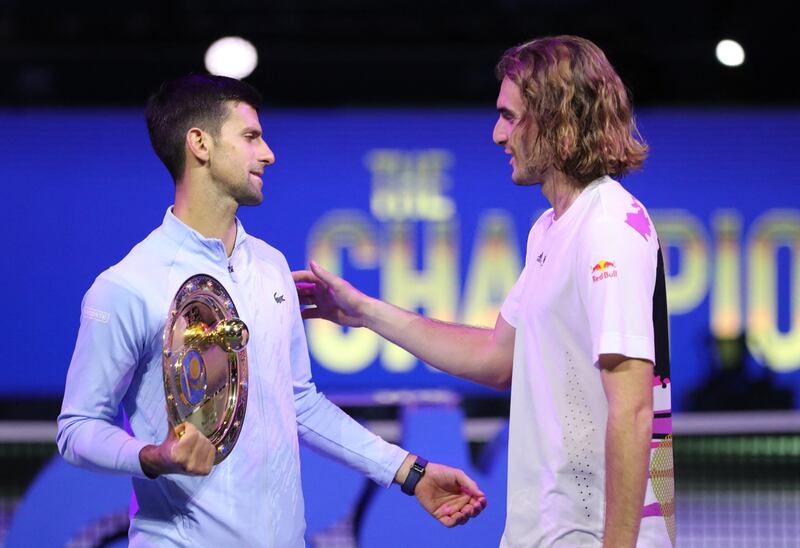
[57,74,486,547]
[295,35,675,547]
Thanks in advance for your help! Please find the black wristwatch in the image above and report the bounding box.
[401,456,428,495]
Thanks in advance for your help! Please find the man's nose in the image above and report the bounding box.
[261,141,276,165]
[492,119,507,146]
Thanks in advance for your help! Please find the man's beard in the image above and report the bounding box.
[511,155,543,186]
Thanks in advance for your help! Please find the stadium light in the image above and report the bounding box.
[716,39,745,67]
[204,36,258,79]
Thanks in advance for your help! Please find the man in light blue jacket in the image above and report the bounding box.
[57,74,486,547]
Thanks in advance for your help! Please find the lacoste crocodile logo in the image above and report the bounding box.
[274,292,285,304]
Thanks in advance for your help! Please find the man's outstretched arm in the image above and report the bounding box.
[286,259,487,528]
[293,261,515,390]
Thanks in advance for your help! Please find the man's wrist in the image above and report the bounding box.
[400,455,428,495]
[139,444,163,479]
[360,296,381,331]
[393,453,416,484]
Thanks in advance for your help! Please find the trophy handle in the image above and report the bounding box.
[183,319,250,353]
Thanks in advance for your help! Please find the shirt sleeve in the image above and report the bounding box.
[499,263,528,328]
[576,214,658,366]
[56,276,149,478]
[285,270,408,488]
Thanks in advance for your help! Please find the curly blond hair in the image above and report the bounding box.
[496,35,647,186]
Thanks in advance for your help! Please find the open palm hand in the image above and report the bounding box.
[415,463,487,527]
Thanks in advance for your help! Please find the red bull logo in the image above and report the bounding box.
[591,259,618,282]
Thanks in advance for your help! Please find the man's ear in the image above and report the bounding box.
[186,127,211,164]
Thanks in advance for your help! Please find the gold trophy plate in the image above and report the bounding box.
[162,274,249,464]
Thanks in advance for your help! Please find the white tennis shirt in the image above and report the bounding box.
[500,177,674,547]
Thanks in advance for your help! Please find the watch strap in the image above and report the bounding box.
[401,456,428,496]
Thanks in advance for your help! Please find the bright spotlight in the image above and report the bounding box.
[204,36,258,79]
[716,39,745,67]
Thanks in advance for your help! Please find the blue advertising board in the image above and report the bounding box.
[1,108,798,410]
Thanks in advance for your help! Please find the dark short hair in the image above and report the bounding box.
[145,74,262,181]
[496,35,647,185]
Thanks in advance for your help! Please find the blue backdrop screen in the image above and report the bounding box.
[2,108,798,410]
